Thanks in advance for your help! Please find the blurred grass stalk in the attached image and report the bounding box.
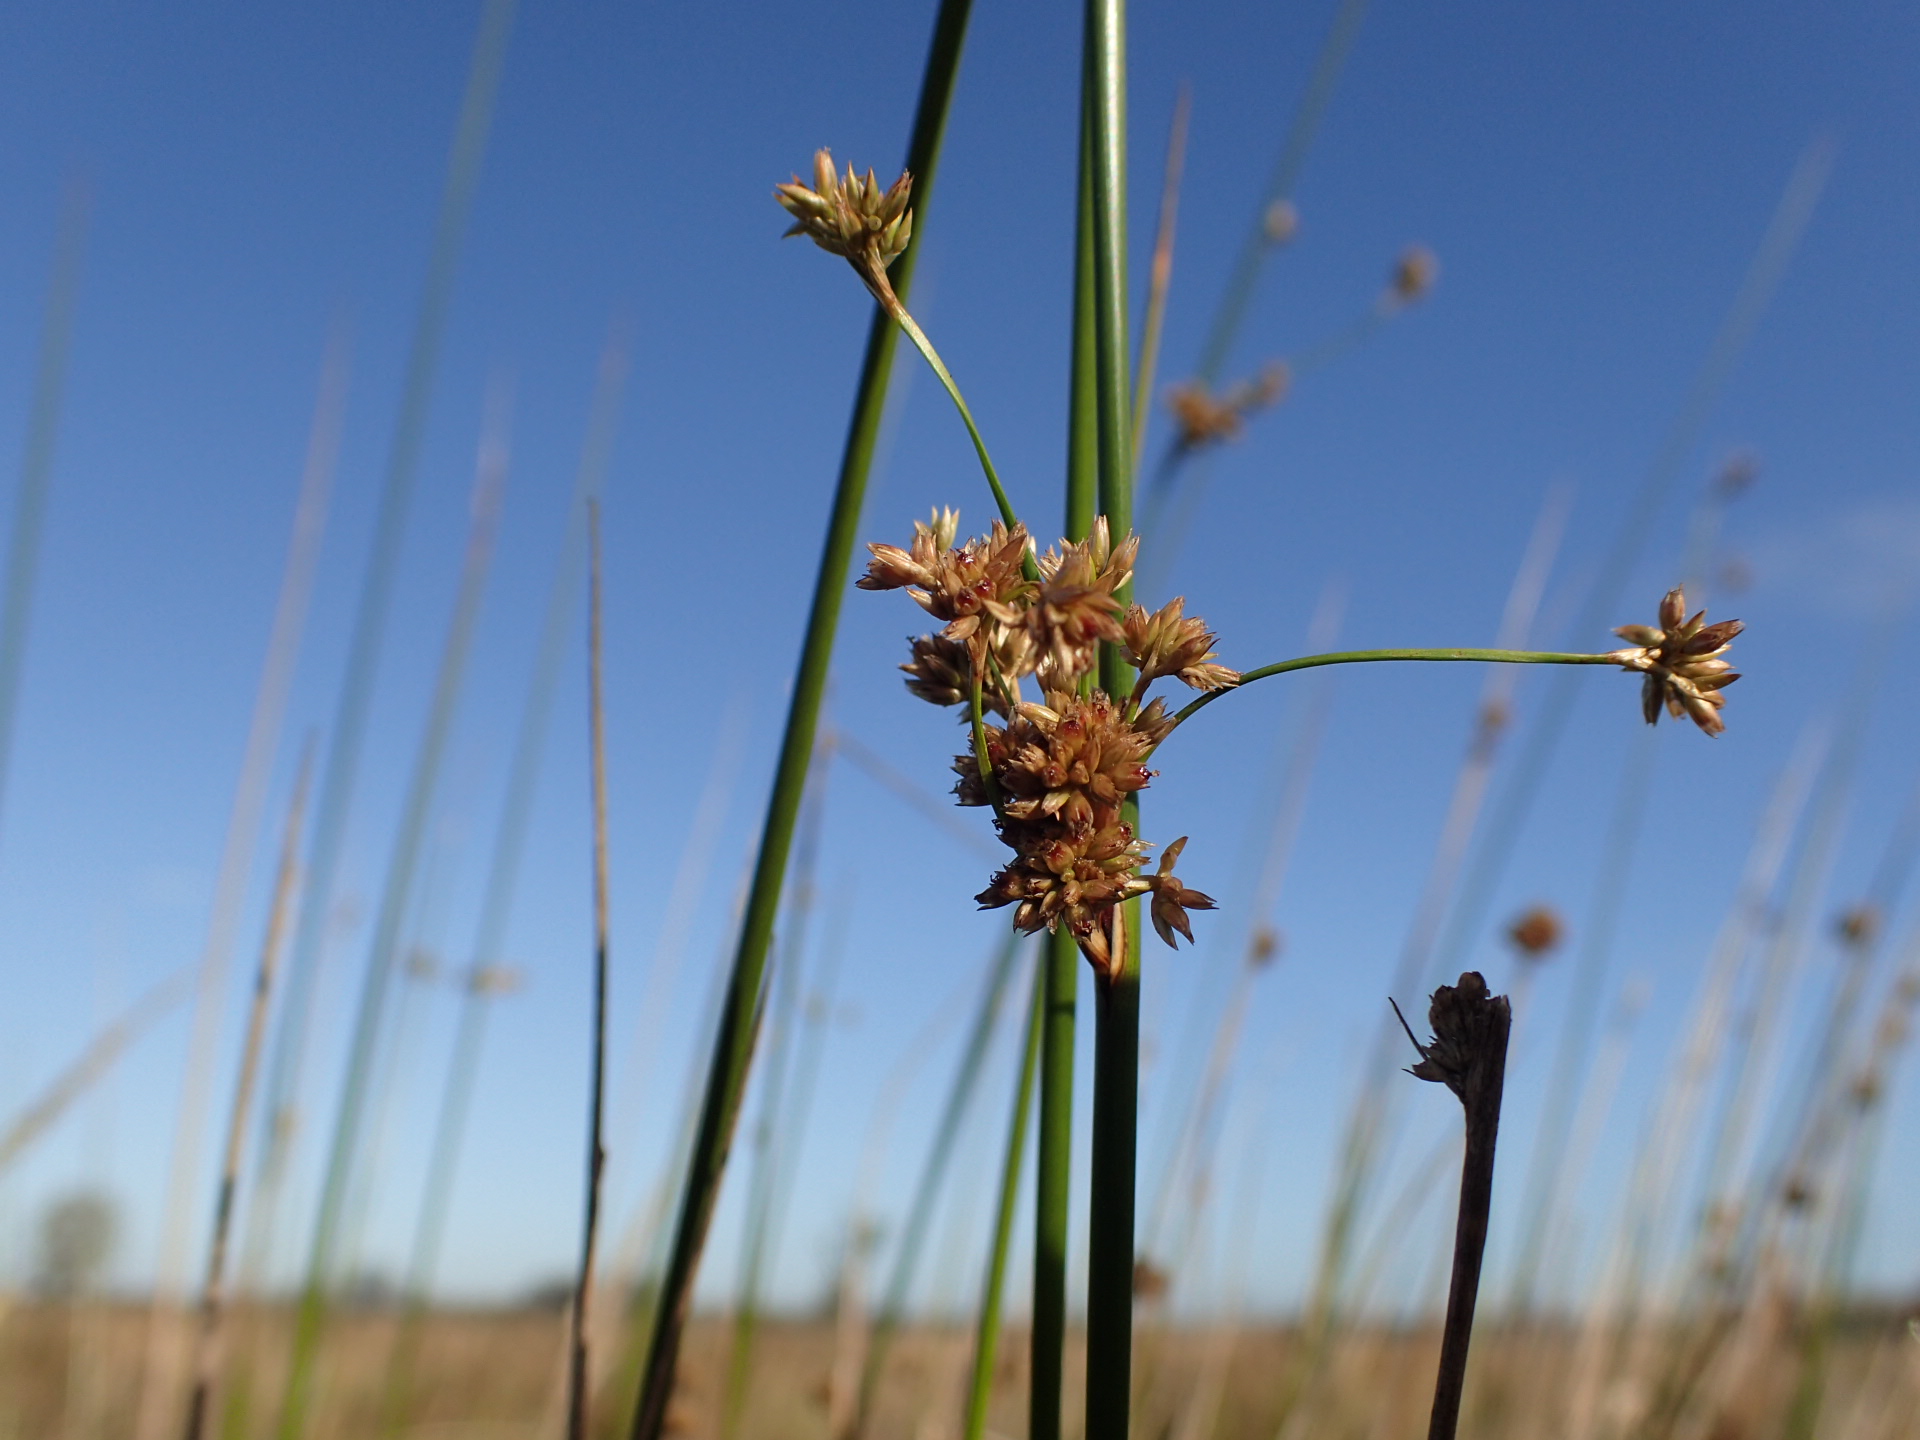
[963,953,1046,1440]
[276,400,511,1440]
[1190,0,1371,389]
[723,764,831,1439]
[624,4,978,1434]
[134,325,346,1440]
[0,178,86,845]
[379,328,625,1434]
[181,746,315,1440]
[851,928,1024,1440]
[565,499,613,1440]
[242,0,519,1335]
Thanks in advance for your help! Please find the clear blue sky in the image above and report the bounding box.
[0,0,1916,1318]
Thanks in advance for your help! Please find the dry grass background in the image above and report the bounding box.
[1,1305,1913,1440]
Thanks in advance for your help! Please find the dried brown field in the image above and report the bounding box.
[2,1302,1913,1440]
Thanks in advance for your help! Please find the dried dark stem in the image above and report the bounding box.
[1397,972,1512,1440]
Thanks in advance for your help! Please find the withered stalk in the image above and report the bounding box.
[1394,971,1512,1440]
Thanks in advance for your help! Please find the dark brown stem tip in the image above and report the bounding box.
[1392,971,1513,1106]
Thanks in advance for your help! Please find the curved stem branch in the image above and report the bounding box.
[1169,648,1617,731]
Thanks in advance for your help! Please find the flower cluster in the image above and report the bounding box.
[774,148,914,308]
[1605,586,1743,737]
[860,511,1238,977]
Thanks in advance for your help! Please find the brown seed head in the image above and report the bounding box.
[860,512,1034,653]
[775,149,914,300]
[1606,585,1743,736]
[1394,971,1512,1108]
[1123,596,1240,693]
[1147,836,1217,949]
[1029,517,1137,684]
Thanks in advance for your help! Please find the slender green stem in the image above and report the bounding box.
[887,307,1020,534]
[625,6,977,1436]
[963,954,1046,1440]
[1168,648,1617,730]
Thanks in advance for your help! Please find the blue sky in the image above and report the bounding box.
[0,0,1916,1321]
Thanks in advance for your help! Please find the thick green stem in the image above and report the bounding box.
[1032,63,1100,1440]
[624,5,977,1435]
[963,955,1046,1440]
[1082,0,1136,1434]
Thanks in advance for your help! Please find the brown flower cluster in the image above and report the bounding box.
[1606,586,1743,737]
[860,511,1239,977]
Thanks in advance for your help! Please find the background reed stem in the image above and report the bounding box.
[181,745,314,1440]
[565,500,612,1440]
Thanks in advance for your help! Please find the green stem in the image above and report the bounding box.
[963,954,1046,1440]
[1083,0,1137,1432]
[1032,63,1099,1440]
[624,4,978,1434]
[1168,649,1617,730]
[886,306,1021,536]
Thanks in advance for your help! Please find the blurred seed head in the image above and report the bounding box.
[1388,244,1440,305]
[1836,905,1881,949]
[1165,362,1289,453]
[1713,449,1760,499]
[1132,1258,1172,1301]
[1249,925,1283,968]
[1263,198,1300,246]
[1506,905,1564,960]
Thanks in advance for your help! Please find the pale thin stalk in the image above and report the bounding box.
[182,746,315,1440]
[0,969,192,1174]
[1192,0,1372,387]
[850,928,1023,1440]
[1130,82,1189,467]
[963,955,1045,1440]
[625,19,977,1427]
[246,0,519,1311]
[276,405,511,1440]
[137,327,345,1440]
[0,178,86,846]
[566,500,613,1440]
